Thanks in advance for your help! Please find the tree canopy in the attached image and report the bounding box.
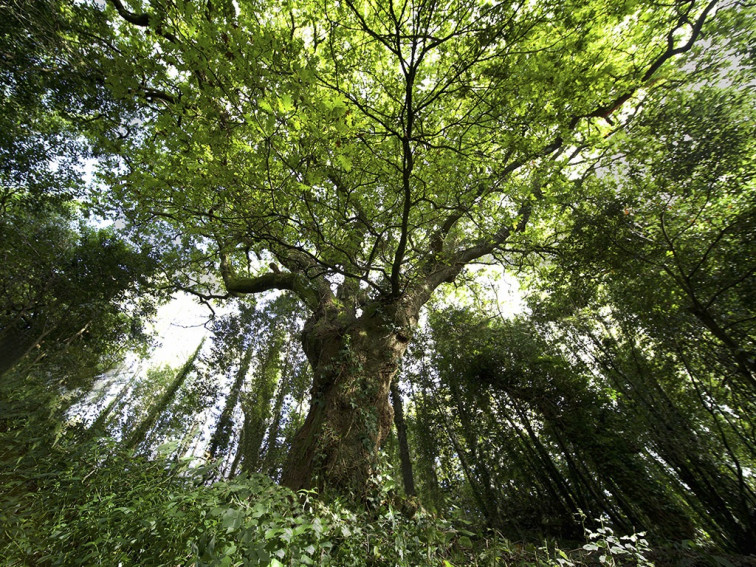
[98,0,720,300]
[78,0,733,494]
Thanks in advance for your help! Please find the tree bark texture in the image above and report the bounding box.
[280,298,417,496]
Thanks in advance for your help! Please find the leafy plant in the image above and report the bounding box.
[582,515,654,567]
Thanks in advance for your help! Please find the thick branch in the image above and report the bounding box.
[588,0,719,122]
[456,199,533,266]
[220,253,318,309]
[107,0,178,43]
[109,0,149,26]
[428,156,519,257]
[417,198,534,300]
[143,87,176,105]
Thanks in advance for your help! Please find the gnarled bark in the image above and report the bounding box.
[280,298,418,496]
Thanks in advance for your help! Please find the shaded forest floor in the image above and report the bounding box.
[2,437,755,567]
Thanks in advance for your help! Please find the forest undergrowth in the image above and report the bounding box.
[1,431,753,567]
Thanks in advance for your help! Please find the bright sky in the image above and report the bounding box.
[147,293,215,365]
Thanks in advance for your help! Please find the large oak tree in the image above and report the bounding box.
[86,0,722,495]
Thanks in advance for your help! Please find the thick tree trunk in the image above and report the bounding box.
[281,301,416,496]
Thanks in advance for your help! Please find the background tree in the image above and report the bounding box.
[426,309,697,541]
[0,217,160,381]
[374,13,755,549]
[0,0,112,214]
[509,42,756,551]
[0,0,161,381]
[124,339,204,452]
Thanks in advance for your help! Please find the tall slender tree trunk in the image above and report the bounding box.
[207,345,253,460]
[227,427,244,478]
[238,333,284,474]
[262,340,294,477]
[0,324,53,377]
[447,376,502,527]
[124,340,203,452]
[415,384,443,510]
[390,378,416,497]
[83,376,132,440]
[595,334,756,553]
[506,399,582,516]
[689,304,756,390]
[436,393,498,527]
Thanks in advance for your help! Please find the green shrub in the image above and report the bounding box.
[1,442,483,566]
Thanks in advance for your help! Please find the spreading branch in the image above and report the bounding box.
[423,0,719,286]
[587,0,719,123]
[219,252,318,309]
[108,0,178,43]
[108,0,149,26]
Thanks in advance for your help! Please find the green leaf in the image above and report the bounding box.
[336,154,352,173]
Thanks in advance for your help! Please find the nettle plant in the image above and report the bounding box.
[581,515,654,567]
